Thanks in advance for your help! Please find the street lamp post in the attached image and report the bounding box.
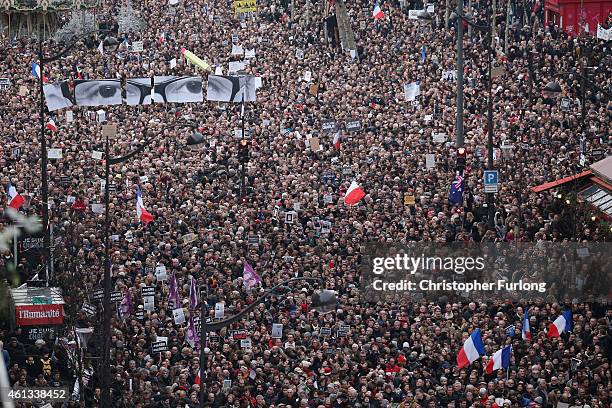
[197,278,337,408]
[448,11,496,229]
[99,124,203,408]
[37,31,118,285]
[455,0,465,149]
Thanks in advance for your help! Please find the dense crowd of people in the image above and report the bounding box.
[1,0,611,406]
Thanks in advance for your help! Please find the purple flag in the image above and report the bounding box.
[186,314,200,350]
[189,277,199,311]
[243,261,261,290]
[120,289,133,319]
[168,273,181,309]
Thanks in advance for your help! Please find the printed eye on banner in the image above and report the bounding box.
[74,79,123,106]
[43,82,74,112]
[206,75,258,102]
[154,76,203,103]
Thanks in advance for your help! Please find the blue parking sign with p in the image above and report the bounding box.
[484,170,498,185]
[484,170,499,193]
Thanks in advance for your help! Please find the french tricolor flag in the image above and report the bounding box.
[6,182,25,210]
[31,62,48,83]
[136,186,154,224]
[333,133,341,150]
[522,309,531,341]
[373,2,384,19]
[457,328,485,368]
[548,310,572,338]
[485,345,512,374]
[46,119,58,132]
[344,180,365,205]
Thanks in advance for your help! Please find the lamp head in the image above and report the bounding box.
[186,132,205,146]
[102,36,120,52]
[543,81,562,94]
[416,10,433,20]
[311,290,337,314]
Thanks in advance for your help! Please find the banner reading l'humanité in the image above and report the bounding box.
[15,304,64,326]
[233,0,256,13]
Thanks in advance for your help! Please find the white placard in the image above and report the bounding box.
[67,195,75,203]
[170,58,177,69]
[432,133,447,143]
[404,81,421,101]
[425,154,436,169]
[140,175,149,183]
[303,71,312,82]
[426,4,434,12]
[173,308,185,324]
[132,41,144,52]
[97,109,106,123]
[231,44,244,55]
[285,211,297,224]
[66,110,74,123]
[215,65,223,75]
[240,339,252,348]
[48,148,63,159]
[441,70,457,81]
[92,151,103,160]
[155,264,167,281]
[91,204,105,214]
[169,0,179,5]
[214,302,224,318]
[270,323,283,338]
[244,48,256,59]
[228,61,246,73]
[144,295,155,311]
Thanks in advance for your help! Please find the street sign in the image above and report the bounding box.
[484,170,499,193]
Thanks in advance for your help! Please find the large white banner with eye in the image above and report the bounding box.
[43,76,204,111]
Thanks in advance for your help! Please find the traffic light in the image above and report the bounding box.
[456,147,466,172]
[238,139,249,164]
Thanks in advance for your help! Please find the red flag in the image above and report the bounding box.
[7,183,25,210]
[344,181,365,205]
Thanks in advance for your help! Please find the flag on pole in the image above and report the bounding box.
[6,182,25,210]
[373,2,384,19]
[505,325,515,338]
[421,45,427,63]
[243,261,262,290]
[548,310,572,338]
[158,32,167,44]
[194,370,201,385]
[136,186,154,224]
[97,41,104,55]
[120,289,133,320]
[189,276,199,311]
[46,119,58,132]
[522,310,531,340]
[344,180,365,205]
[456,328,485,368]
[186,314,200,349]
[168,272,181,309]
[73,63,83,80]
[333,133,341,150]
[485,345,512,374]
[448,174,464,205]
[31,62,48,83]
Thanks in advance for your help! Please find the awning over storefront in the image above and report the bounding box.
[530,170,592,193]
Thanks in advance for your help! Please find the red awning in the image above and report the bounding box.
[591,175,612,192]
[530,170,592,193]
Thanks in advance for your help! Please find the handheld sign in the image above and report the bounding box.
[141,286,155,297]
